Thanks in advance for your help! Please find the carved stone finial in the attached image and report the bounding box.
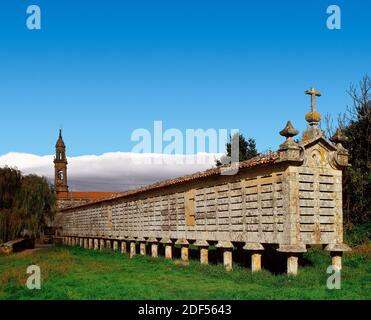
[278,121,302,163]
[280,121,299,140]
[330,128,348,145]
[330,128,349,168]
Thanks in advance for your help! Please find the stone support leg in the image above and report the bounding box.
[140,242,146,255]
[151,243,158,258]
[121,241,127,254]
[130,241,136,258]
[216,241,234,271]
[287,254,299,276]
[113,240,118,251]
[251,253,262,272]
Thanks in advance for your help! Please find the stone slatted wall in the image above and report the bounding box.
[61,167,289,244]
[298,167,342,244]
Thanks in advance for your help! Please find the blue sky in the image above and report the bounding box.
[0,0,370,156]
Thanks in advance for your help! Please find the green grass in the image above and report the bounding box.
[0,245,370,300]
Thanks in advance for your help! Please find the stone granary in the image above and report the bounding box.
[58,88,351,275]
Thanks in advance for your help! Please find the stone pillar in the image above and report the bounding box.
[277,244,307,276]
[113,240,118,251]
[251,253,262,272]
[331,252,342,270]
[94,238,99,251]
[84,238,88,249]
[79,238,84,247]
[243,243,264,272]
[137,238,146,255]
[176,239,189,265]
[194,240,209,265]
[216,241,234,271]
[147,238,158,258]
[160,238,173,260]
[106,239,111,250]
[287,255,299,275]
[100,239,105,251]
[121,240,127,254]
[88,238,93,249]
[324,243,351,271]
[129,239,136,258]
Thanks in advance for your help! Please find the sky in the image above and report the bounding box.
[0,0,370,190]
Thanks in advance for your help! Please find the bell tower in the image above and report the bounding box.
[54,129,69,196]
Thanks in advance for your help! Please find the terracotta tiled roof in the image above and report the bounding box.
[58,192,124,201]
[60,152,279,212]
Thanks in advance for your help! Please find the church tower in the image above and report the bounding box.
[54,129,69,196]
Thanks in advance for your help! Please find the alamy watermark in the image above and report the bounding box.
[26,5,41,30]
[130,121,240,175]
[326,5,341,30]
[26,265,41,290]
[326,265,341,289]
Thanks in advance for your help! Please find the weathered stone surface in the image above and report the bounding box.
[140,242,146,255]
[113,240,118,251]
[277,244,307,253]
[223,248,233,271]
[200,247,208,265]
[181,245,189,265]
[130,241,136,258]
[151,243,158,258]
[216,241,234,249]
[287,255,299,276]
[324,243,351,252]
[165,244,172,259]
[251,253,262,272]
[121,241,127,254]
[331,253,343,270]
[175,238,189,246]
[243,243,264,251]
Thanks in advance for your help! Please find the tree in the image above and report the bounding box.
[0,168,56,242]
[216,133,258,166]
[341,75,371,226]
[325,75,370,227]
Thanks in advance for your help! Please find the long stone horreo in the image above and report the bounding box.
[58,88,351,275]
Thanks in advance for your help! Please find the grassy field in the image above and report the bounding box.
[0,244,370,300]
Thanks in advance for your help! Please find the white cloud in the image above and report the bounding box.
[0,152,222,191]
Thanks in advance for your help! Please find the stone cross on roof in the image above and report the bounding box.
[305,87,321,113]
[304,87,322,128]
